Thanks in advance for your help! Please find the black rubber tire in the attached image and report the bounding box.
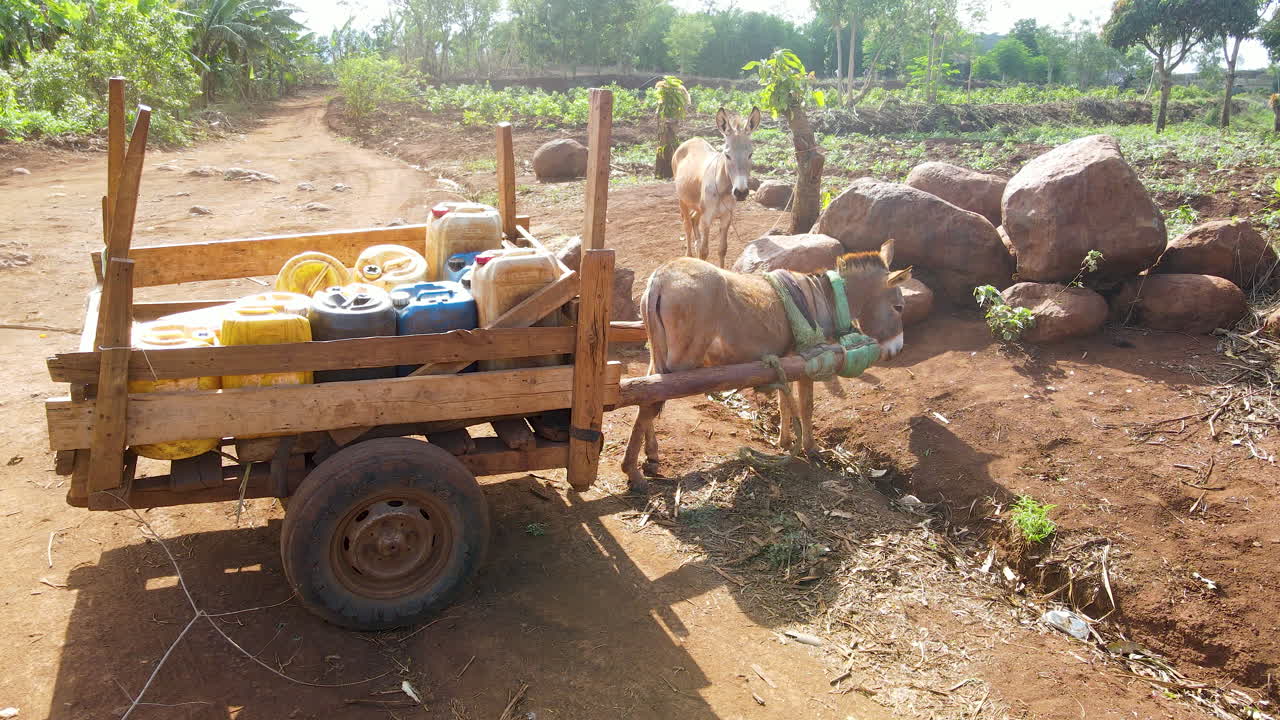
[279,437,489,630]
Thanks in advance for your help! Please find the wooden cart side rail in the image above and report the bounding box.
[47,362,623,451]
[94,224,428,287]
[49,322,648,384]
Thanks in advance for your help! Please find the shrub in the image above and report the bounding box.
[337,55,415,121]
[1009,495,1056,543]
[973,285,1036,341]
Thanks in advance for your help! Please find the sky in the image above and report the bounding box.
[291,0,1275,70]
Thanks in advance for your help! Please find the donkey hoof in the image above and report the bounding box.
[626,473,649,494]
[642,459,662,476]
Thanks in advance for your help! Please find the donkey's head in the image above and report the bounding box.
[836,239,912,360]
[715,106,762,201]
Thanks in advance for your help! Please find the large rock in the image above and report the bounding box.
[812,178,1013,303]
[905,162,1006,226]
[533,139,588,181]
[755,180,793,210]
[555,237,638,321]
[901,278,933,327]
[1110,274,1247,334]
[1153,219,1277,290]
[1002,134,1166,283]
[1001,282,1107,343]
[731,233,843,274]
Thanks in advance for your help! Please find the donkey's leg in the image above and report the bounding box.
[716,213,732,268]
[679,201,695,258]
[623,404,661,492]
[643,402,664,475]
[696,213,713,261]
[798,377,817,456]
[778,385,795,451]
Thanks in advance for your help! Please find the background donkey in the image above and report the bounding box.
[623,240,911,491]
[672,106,762,268]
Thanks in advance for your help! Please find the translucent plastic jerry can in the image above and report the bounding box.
[275,251,351,296]
[353,244,430,290]
[128,323,222,460]
[426,203,502,280]
[309,283,397,382]
[470,248,568,370]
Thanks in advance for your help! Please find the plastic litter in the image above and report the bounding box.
[1042,609,1090,640]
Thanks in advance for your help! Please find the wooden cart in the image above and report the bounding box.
[44,80,827,630]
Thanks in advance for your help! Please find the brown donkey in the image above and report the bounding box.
[622,240,911,491]
[672,106,761,268]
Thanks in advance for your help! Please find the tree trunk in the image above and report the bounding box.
[655,120,677,179]
[1273,100,1280,132]
[1221,36,1241,128]
[786,107,825,233]
[925,28,940,103]
[1143,65,1156,101]
[833,20,844,85]
[847,12,858,96]
[1156,61,1171,134]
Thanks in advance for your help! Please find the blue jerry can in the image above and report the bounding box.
[444,251,485,284]
[391,281,479,376]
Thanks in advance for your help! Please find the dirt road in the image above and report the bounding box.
[0,95,898,720]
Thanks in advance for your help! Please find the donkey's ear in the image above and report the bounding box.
[879,239,895,267]
[886,267,913,287]
[715,107,730,135]
[746,106,762,132]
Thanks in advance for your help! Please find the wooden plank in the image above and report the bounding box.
[125,224,427,287]
[458,437,569,477]
[105,77,125,243]
[47,362,622,451]
[582,89,613,250]
[567,249,614,490]
[88,106,150,493]
[515,214,531,232]
[132,298,237,322]
[609,320,647,343]
[616,353,818,409]
[406,271,579,377]
[50,326,579,384]
[496,122,517,240]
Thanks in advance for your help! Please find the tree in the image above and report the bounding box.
[989,36,1031,80]
[743,49,826,232]
[1102,0,1204,133]
[971,52,999,80]
[184,0,307,105]
[664,13,711,74]
[1034,25,1070,83]
[651,75,690,178]
[1010,18,1040,55]
[1201,0,1269,128]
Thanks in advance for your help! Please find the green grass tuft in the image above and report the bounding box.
[1009,495,1056,543]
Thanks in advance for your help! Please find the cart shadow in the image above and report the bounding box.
[47,479,726,719]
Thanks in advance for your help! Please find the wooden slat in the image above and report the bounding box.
[496,122,517,240]
[88,106,150,493]
[123,224,427,287]
[458,437,569,477]
[567,250,614,490]
[49,326,583,384]
[616,353,819,409]
[105,77,125,244]
[582,89,613,250]
[609,320,646,343]
[132,298,238,322]
[47,362,622,451]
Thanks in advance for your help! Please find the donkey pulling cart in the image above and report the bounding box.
[44,79,829,630]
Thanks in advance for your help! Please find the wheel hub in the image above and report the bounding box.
[337,498,444,594]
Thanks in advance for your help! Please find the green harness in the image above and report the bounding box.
[764,270,880,381]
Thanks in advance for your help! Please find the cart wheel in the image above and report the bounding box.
[279,437,489,630]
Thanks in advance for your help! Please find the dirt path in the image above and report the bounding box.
[0,95,897,720]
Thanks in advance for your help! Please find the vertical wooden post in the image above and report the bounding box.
[104,77,126,244]
[87,106,151,493]
[567,249,614,490]
[495,122,517,241]
[582,89,613,250]
[567,88,614,491]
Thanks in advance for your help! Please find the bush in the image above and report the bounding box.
[336,55,416,121]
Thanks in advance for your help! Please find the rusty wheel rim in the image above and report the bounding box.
[330,489,453,600]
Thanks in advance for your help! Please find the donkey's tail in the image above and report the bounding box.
[642,275,672,377]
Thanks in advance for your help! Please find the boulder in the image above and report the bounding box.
[811,178,1012,303]
[1110,274,1247,334]
[1152,219,1277,290]
[224,167,278,183]
[1002,134,1166,283]
[731,233,843,274]
[755,180,793,210]
[533,139,588,181]
[905,162,1006,226]
[555,237,639,321]
[1001,282,1107,343]
[900,278,933,327]
[302,202,333,212]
